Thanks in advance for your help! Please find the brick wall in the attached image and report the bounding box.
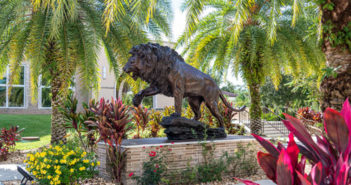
[97,136,261,184]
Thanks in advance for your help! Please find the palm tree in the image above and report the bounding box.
[292,0,351,111]
[0,0,171,143]
[178,0,324,134]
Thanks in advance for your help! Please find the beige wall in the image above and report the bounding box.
[153,94,174,109]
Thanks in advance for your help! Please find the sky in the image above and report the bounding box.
[170,0,244,86]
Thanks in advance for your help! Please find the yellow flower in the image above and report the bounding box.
[33,171,37,176]
[50,181,54,185]
[97,161,100,166]
[83,159,89,163]
[47,164,51,169]
[42,170,47,175]
[55,169,62,175]
[79,166,86,171]
[60,159,66,164]
[40,152,47,157]
[44,158,48,162]
[48,175,52,179]
[81,151,87,157]
[29,155,35,161]
[70,169,74,173]
[91,162,95,166]
[55,160,58,164]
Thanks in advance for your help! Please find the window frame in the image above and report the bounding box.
[38,75,75,109]
[0,65,26,109]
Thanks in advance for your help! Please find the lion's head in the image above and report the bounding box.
[123,43,185,86]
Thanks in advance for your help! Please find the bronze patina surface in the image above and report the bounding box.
[123,43,244,128]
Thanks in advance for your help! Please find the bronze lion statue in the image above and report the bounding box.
[123,43,245,127]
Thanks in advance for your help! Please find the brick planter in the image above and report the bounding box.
[97,135,260,184]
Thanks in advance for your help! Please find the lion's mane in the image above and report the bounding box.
[129,42,185,96]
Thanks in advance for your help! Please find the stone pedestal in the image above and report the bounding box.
[159,114,227,140]
[97,135,259,184]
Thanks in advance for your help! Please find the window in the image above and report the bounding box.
[38,76,51,108]
[0,66,25,108]
[38,76,75,109]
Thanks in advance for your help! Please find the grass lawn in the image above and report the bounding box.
[0,114,51,150]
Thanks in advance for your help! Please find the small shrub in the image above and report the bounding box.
[24,144,99,185]
[296,107,322,125]
[149,110,163,137]
[88,98,132,183]
[0,126,21,161]
[227,144,259,177]
[131,146,170,185]
[132,105,150,138]
[60,94,97,152]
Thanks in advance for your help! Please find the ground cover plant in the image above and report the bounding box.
[0,114,51,150]
[238,99,351,185]
[24,143,99,185]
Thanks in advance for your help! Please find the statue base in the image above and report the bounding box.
[159,114,227,140]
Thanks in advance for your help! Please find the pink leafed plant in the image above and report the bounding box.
[238,99,351,185]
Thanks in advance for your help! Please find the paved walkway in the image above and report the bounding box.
[0,164,25,182]
[236,180,275,185]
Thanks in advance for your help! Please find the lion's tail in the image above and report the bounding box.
[219,91,246,112]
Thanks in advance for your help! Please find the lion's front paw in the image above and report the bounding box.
[132,95,143,107]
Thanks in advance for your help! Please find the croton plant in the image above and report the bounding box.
[237,99,351,185]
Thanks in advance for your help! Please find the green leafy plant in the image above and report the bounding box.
[24,143,99,185]
[149,110,163,137]
[60,94,97,152]
[131,146,170,185]
[227,144,259,177]
[88,98,132,183]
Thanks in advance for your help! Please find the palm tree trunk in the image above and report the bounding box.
[46,41,67,144]
[320,47,351,111]
[249,83,262,135]
[50,74,67,144]
[319,1,351,111]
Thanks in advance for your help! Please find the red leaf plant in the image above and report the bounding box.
[239,99,351,185]
[0,126,21,161]
[132,105,150,138]
[88,98,132,183]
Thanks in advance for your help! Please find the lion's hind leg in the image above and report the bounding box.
[188,96,203,120]
[205,100,224,128]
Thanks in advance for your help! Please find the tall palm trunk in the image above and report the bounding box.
[50,78,67,144]
[46,41,67,144]
[320,1,351,111]
[320,47,351,111]
[249,83,262,135]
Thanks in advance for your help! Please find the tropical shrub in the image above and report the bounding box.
[60,94,97,152]
[149,110,163,137]
[228,144,259,177]
[24,144,99,185]
[296,107,322,125]
[0,126,21,161]
[131,145,170,185]
[238,99,351,185]
[88,98,132,182]
[132,105,150,138]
